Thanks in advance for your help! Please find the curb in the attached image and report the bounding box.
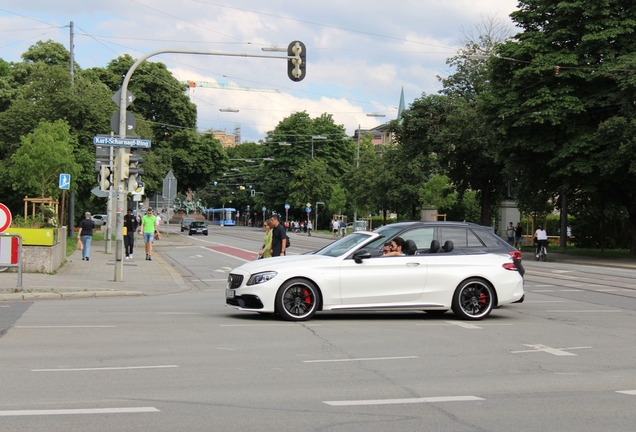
[0,290,144,302]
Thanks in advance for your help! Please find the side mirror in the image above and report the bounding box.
[352,249,371,264]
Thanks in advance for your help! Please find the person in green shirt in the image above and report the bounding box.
[139,208,160,261]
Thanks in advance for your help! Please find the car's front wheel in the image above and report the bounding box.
[275,278,319,321]
[451,278,494,320]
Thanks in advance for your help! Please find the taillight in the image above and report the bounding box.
[509,250,522,261]
[502,263,518,271]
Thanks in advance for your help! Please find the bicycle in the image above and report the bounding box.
[535,241,547,262]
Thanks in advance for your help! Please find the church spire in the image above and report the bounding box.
[397,87,406,120]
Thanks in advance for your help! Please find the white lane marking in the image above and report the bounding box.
[13,326,116,329]
[446,321,481,329]
[531,290,554,292]
[323,395,485,406]
[416,323,513,328]
[214,270,227,273]
[616,390,636,395]
[304,356,418,363]
[593,289,620,292]
[533,285,555,287]
[32,365,179,372]
[545,310,622,313]
[221,266,233,270]
[0,407,160,417]
[220,324,321,327]
[511,344,591,356]
[187,255,203,258]
[525,301,565,303]
[157,312,201,315]
[200,279,225,282]
[552,270,572,274]
[560,289,582,292]
[1,305,10,308]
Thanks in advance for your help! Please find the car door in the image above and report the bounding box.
[338,253,427,305]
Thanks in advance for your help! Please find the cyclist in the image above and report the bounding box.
[534,225,548,259]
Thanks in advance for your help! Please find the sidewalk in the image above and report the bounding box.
[0,233,192,302]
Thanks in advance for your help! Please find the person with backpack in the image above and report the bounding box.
[269,215,288,257]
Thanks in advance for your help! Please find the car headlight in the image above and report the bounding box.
[247,271,278,285]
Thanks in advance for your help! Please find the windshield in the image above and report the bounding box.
[314,233,375,257]
[364,224,405,249]
[191,222,205,227]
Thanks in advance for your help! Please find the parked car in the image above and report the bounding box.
[180,218,196,232]
[91,214,108,227]
[189,221,208,236]
[226,221,525,321]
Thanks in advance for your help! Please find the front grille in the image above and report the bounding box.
[227,274,244,289]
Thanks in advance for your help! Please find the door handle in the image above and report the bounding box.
[406,262,420,267]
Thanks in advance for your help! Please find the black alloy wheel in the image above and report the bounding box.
[451,278,495,320]
[275,278,319,321]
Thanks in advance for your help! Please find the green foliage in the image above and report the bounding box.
[21,40,74,67]
[10,119,80,198]
[328,184,347,216]
[419,174,457,211]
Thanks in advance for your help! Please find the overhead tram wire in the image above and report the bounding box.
[0,28,63,50]
[76,29,399,112]
[0,7,63,27]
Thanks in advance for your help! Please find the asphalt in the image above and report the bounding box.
[1,229,635,302]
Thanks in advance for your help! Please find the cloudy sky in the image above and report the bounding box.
[0,0,519,142]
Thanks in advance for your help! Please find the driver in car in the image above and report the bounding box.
[383,237,406,256]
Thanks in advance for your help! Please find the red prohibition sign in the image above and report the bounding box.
[0,203,12,233]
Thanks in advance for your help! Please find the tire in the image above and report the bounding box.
[189,232,192,236]
[541,248,547,262]
[535,251,540,261]
[204,233,208,236]
[275,278,319,321]
[451,278,495,320]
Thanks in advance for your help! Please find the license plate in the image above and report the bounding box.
[226,289,235,298]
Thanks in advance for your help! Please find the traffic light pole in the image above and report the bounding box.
[114,45,304,281]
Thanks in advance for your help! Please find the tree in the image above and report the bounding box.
[10,120,80,198]
[22,40,74,67]
[487,0,636,252]
[328,184,346,216]
[419,174,457,211]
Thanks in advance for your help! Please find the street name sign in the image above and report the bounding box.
[93,136,152,148]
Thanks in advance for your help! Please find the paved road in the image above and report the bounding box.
[1,226,636,431]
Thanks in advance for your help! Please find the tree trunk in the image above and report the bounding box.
[480,188,492,227]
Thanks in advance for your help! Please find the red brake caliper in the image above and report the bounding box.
[302,288,311,305]
[478,292,487,307]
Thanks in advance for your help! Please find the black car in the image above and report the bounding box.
[180,218,196,232]
[355,221,525,276]
[189,221,208,236]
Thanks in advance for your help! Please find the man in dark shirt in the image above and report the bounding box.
[123,209,138,259]
[77,212,95,261]
[269,215,287,257]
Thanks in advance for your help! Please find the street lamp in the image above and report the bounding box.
[311,135,326,158]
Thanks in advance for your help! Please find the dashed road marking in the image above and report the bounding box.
[545,310,621,313]
[304,356,418,363]
[0,407,160,416]
[32,365,179,372]
[616,390,636,396]
[323,395,485,406]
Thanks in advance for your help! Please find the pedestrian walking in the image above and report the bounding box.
[123,208,138,259]
[514,222,523,249]
[139,208,159,261]
[506,222,515,245]
[340,220,346,237]
[332,218,339,237]
[269,215,287,257]
[307,220,313,236]
[258,220,273,259]
[77,212,95,261]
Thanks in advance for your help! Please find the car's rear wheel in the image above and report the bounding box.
[275,278,319,321]
[451,278,494,320]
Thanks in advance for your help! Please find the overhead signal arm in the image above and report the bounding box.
[180,81,280,93]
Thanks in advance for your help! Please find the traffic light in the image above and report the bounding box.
[251,189,255,197]
[126,155,144,193]
[99,165,111,192]
[287,40,306,82]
